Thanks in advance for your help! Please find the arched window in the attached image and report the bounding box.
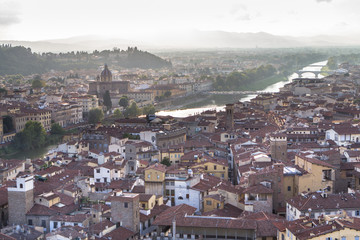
[19,183,23,188]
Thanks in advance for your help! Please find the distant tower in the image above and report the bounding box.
[225,104,234,130]
[110,193,139,232]
[8,175,34,225]
[270,134,288,161]
[100,64,112,82]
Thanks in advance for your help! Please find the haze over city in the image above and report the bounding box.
[1,0,360,51]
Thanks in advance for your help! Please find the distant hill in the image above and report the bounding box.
[2,31,360,52]
[0,45,171,75]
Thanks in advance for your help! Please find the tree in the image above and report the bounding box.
[142,104,156,116]
[124,102,142,118]
[103,90,112,110]
[119,96,129,108]
[2,115,14,133]
[32,79,46,89]
[0,88,7,97]
[88,108,104,124]
[14,121,47,150]
[327,57,337,69]
[164,90,172,98]
[113,109,123,118]
[50,123,65,135]
[161,157,171,167]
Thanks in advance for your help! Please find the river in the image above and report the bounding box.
[156,60,327,118]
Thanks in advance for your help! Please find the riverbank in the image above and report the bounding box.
[155,73,287,111]
[157,60,328,117]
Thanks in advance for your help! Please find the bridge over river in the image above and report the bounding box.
[207,91,275,95]
[295,69,334,78]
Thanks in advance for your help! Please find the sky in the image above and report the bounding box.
[0,0,359,41]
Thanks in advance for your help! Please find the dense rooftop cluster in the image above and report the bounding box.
[1,62,360,239]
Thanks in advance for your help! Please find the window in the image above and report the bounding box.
[288,186,291,191]
[186,194,189,199]
[142,204,145,208]
[19,183,23,188]
[356,210,360,216]
[171,190,175,196]
[221,174,224,178]
[205,166,208,170]
[214,165,217,170]
[96,169,100,173]
[124,202,128,208]
[53,221,58,228]
[206,200,212,205]
[28,219,33,225]
[41,220,46,228]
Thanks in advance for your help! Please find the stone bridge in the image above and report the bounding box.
[208,91,275,95]
[295,70,334,78]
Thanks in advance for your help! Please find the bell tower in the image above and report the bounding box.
[8,175,34,225]
[225,104,234,130]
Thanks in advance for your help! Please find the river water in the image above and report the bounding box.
[157,60,327,118]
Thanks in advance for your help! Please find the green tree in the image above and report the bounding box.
[50,123,65,135]
[88,108,104,124]
[14,121,46,150]
[0,88,7,97]
[32,78,46,89]
[119,96,129,108]
[103,90,112,110]
[113,109,123,118]
[124,102,142,118]
[161,157,171,167]
[2,115,14,133]
[142,104,156,116]
[164,90,172,98]
[327,57,337,69]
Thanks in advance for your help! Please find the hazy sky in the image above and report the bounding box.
[1,0,359,41]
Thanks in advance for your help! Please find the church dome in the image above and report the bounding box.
[100,64,112,82]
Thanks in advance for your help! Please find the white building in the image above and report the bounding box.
[325,126,360,146]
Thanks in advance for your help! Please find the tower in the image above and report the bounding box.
[270,134,288,161]
[110,192,139,233]
[8,175,34,225]
[100,64,112,82]
[225,104,234,130]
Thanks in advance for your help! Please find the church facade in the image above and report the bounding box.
[88,64,130,96]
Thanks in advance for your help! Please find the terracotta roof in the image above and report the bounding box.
[27,204,57,216]
[101,226,135,240]
[152,204,197,226]
[287,192,360,211]
[202,203,243,218]
[146,163,167,172]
